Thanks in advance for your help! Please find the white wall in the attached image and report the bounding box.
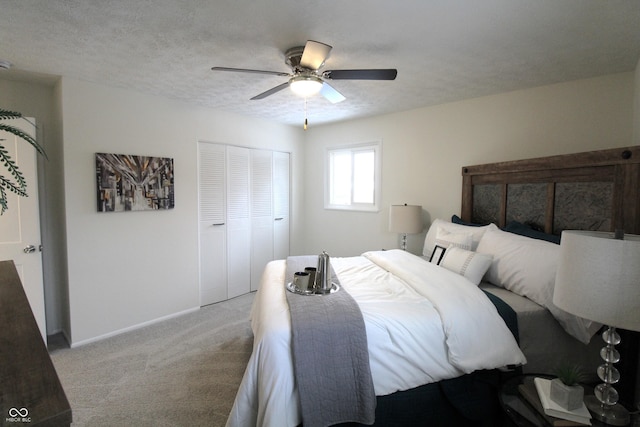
[302,72,636,257]
[59,78,303,345]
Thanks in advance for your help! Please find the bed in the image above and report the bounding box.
[226,146,640,427]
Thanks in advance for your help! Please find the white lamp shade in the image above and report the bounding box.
[389,204,423,234]
[553,230,640,332]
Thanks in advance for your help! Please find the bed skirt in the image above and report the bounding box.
[334,369,516,427]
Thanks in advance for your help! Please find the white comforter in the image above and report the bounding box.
[226,250,526,427]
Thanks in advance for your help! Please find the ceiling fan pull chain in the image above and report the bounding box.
[304,98,309,131]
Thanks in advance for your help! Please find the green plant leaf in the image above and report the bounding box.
[0,147,27,188]
[0,123,47,159]
[0,186,8,215]
[554,364,585,386]
[1,175,29,197]
[0,109,46,214]
[0,109,22,121]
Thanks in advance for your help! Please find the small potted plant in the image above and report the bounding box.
[550,364,585,410]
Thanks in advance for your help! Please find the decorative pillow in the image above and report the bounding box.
[504,221,561,244]
[434,227,473,251]
[422,219,496,257]
[475,226,559,299]
[475,225,598,344]
[451,214,486,227]
[439,246,493,285]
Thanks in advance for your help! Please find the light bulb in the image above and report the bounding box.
[289,75,323,97]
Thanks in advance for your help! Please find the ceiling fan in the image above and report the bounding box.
[211,40,397,104]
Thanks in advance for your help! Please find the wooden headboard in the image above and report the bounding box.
[461,146,640,235]
[461,145,640,407]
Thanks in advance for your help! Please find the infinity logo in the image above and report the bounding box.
[8,407,28,417]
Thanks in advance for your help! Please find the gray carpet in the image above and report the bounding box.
[49,293,255,427]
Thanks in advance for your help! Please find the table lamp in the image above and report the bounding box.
[389,204,423,251]
[553,230,640,426]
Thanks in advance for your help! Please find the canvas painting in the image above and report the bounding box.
[96,153,175,212]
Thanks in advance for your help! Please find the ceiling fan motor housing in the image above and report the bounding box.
[285,46,312,73]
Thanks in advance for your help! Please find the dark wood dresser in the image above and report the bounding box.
[0,260,71,426]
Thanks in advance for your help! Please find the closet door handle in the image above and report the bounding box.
[212,223,225,226]
[274,218,284,221]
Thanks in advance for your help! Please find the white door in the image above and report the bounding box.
[0,118,46,341]
[226,146,251,298]
[250,149,273,291]
[273,151,290,260]
[198,142,227,305]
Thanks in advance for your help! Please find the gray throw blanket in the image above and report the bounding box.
[285,256,376,427]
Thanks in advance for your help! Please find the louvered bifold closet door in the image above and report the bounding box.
[226,146,252,298]
[250,150,273,291]
[198,142,227,305]
[273,151,290,260]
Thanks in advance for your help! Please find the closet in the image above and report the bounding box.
[198,142,290,305]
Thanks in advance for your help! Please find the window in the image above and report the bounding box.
[325,141,381,212]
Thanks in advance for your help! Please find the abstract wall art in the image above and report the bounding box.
[96,153,175,212]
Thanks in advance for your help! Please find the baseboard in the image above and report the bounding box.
[70,306,200,348]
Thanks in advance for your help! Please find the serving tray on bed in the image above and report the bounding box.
[286,282,340,295]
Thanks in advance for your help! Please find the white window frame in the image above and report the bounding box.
[324,141,382,212]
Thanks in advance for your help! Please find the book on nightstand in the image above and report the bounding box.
[533,378,592,425]
[518,377,591,426]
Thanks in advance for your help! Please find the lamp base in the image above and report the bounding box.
[585,395,630,426]
[400,233,408,251]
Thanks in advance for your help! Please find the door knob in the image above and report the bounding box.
[23,245,36,254]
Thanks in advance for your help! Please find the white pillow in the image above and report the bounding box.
[422,219,495,257]
[435,227,473,251]
[475,226,598,344]
[475,226,558,301]
[439,246,493,286]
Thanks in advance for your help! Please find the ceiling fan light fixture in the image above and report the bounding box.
[289,75,323,97]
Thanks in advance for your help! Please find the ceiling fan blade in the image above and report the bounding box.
[320,83,346,104]
[212,66,290,77]
[300,40,332,70]
[250,82,290,100]
[323,69,398,80]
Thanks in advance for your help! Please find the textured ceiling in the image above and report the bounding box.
[1,1,639,128]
